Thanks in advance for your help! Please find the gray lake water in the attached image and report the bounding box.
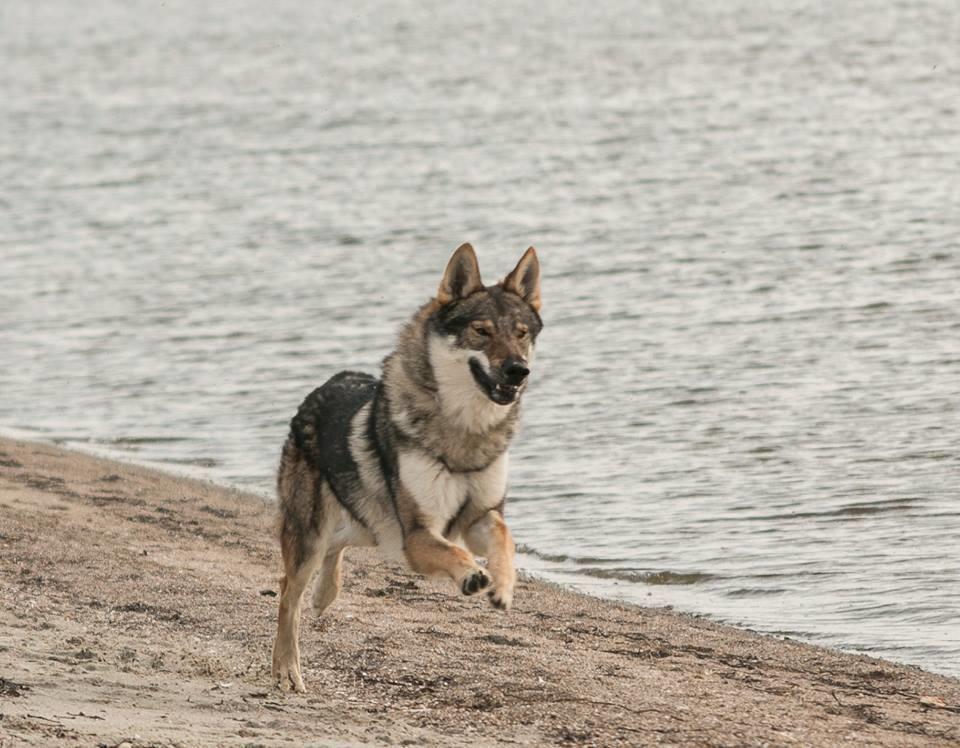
[2,0,959,677]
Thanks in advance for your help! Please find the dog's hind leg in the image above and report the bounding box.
[311,547,345,614]
[272,448,332,693]
[272,528,327,692]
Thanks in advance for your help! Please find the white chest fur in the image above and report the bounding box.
[399,450,509,531]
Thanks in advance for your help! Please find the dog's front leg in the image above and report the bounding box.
[464,510,516,610]
[404,528,491,595]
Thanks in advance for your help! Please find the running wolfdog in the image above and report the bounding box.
[272,244,543,691]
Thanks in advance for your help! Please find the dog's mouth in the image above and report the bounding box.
[469,358,521,405]
[490,383,520,405]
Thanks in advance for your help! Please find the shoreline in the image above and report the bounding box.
[1,436,957,746]
[8,428,947,685]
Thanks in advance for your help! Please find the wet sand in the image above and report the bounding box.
[0,436,957,746]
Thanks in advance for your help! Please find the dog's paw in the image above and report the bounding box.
[272,652,306,693]
[488,586,513,611]
[461,568,491,596]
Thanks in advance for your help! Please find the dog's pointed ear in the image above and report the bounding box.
[437,243,483,304]
[502,247,541,312]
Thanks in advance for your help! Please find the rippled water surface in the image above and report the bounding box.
[3,0,959,676]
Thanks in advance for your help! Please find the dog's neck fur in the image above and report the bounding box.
[381,302,521,473]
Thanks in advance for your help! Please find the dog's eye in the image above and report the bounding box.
[472,323,491,337]
[516,327,528,339]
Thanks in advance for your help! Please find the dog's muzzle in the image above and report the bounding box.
[470,357,529,405]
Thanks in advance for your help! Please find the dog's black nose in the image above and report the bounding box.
[503,359,530,385]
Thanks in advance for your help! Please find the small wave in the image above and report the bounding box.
[516,544,616,565]
[159,456,219,468]
[577,568,715,585]
[856,301,894,312]
[725,587,787,598]
[665,399,702,407]
[745,497,923,522]
[107,436,192,446]
[516,545,713,585]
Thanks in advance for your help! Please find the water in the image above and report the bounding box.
[2,0,959,677]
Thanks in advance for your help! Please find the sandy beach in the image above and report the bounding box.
[0,436,957,747]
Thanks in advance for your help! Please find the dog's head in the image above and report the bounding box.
[429,243,543,406]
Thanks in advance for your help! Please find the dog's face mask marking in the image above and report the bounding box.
[432,244,543,406]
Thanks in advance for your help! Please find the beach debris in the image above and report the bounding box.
[26,713,59,723]
[918,694,959,712]
[112,601,183,622]
[0,677,30,697]
[477,633,527,647]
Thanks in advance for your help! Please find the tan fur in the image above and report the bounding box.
[311,548,345,613]
[272,476,335,692]
[503,247,541,312]
[436,243,484,305]
[464,511,516,609]
[404,528,480,580]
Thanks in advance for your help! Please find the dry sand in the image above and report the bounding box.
[0,436,957,747]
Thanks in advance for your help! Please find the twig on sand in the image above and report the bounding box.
[27,714,61,723]
[514,695,680,720]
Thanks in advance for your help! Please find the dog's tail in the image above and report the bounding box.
[276,435,299,512]
[276,435,322,570]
